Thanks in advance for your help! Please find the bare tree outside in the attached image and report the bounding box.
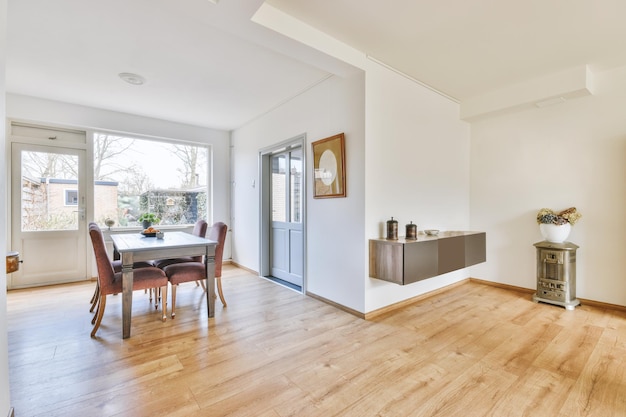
[173,145,204,187]
[21,135,137,181]
[22,151,66,178]
[93,134,138,181]
[92,133,208,227]
[57,155,78,179]
[118,166,154,196]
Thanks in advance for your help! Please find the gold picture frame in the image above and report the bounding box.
[312,133,346,198]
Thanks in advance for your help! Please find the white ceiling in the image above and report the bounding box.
[267,0,626,100]
[8,0,626,130]
[6,0,337,130]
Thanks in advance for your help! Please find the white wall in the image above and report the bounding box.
[254,3,626,311]
[231,73,367,312]
[470,66,626,306]
[231,61,473,315]
[6,94,232,251]
[364,62,472,312]
[0,0,11,412]
[247,6,472,314]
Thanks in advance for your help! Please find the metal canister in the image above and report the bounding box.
[406,221,417,240]
[386,217,398,240]
[6,251,20,274]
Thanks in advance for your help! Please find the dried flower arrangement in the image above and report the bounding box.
[536,207,582,225]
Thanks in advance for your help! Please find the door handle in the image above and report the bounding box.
[73,208,85,221]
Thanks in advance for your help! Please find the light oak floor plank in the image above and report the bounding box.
[7,265,626,416]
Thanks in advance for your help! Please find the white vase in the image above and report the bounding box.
[539,223,571,243]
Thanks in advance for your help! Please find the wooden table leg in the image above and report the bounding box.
[121,252,134,339]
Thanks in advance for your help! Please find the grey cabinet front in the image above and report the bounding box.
[369,232,486,285]
[403,240,438,284]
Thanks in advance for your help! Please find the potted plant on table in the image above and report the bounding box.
[138,213,159,229]
[536,207,581,243]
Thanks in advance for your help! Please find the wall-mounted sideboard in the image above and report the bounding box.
[369,231,486,285]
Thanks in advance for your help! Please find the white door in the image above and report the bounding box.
[10,143,87,288]
[270,148,303,286]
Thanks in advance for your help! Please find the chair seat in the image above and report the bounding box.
[158,220,227,319]
[162,261,206,319]
[112,260,155,273]
[152,257,195,269]
[163,262,205,286]
[109,267,169,294]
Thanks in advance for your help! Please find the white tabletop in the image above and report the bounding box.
[111,231,215,253]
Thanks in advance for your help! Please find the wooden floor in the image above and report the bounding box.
[7,265,626,416]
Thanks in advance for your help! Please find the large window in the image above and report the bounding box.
[93,133,209,228]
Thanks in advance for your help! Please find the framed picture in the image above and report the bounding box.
[312,133,346,198]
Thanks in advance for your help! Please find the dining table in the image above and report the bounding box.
[110,231,217,339]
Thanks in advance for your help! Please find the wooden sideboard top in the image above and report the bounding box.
[370,231,484,244]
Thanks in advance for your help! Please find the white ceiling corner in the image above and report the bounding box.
[461,65,595,121]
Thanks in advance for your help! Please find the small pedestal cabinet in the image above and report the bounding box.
[532,241,580,310]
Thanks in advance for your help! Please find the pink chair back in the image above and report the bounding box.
[207,222,227,278]
[88,222,116,294]
[192,219,208,237]
[190,220,208,262]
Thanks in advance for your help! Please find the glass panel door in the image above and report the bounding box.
[290,148,302,223]
[271,154,287,222]
[269,148,303,287]
[10,143,87,288]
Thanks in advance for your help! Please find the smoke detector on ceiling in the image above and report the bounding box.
[118,72,146,86]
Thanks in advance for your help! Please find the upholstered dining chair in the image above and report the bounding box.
[153,220,208,269]
[91,260,157,312]
[88,222,155,313]
[138,220,206,310]
[89,223,169,337]
[162,221,228,318]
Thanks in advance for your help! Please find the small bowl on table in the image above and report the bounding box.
[141,227,160,237]
[424,229,439,236]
